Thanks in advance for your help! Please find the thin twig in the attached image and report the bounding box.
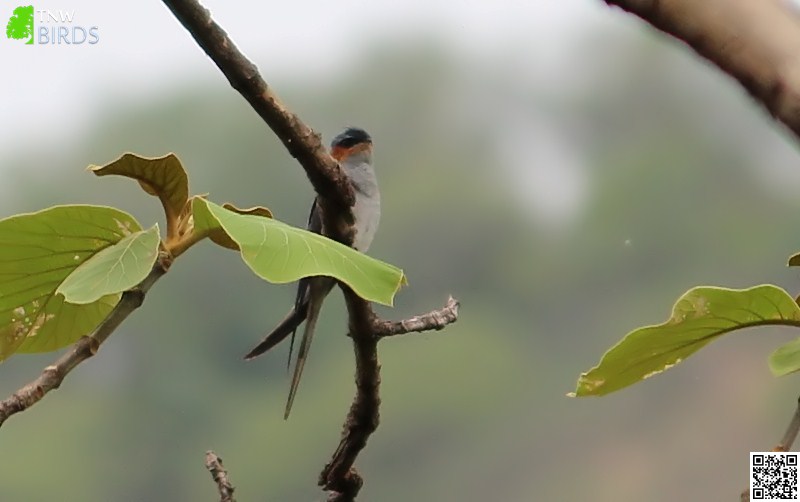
[205,450,236,502]
[0,252,170,427]
[373,296,460,339]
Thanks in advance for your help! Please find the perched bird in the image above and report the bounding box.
[244,127,380,418]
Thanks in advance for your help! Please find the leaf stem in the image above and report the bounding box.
[169,227,209,258]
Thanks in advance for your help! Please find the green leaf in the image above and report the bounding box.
[769,337,800,376]
[89,153,189,234]
[220,203,273,219]
[190,197,274,251]
[789,252,800,267]
[57,225,161,304]
[193,198,406,306]
[0,205,143,359]
[572,285,800,397]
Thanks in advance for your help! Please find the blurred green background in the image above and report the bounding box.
[3,2,800,501]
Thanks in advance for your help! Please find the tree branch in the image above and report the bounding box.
[373,296,460,339]
[320,295,460,501]
[205,450,236,502]
[319,293,378,501]
[162,1,461,499]
[0,252,170,427]
[605,0,800,142]
[160,0,356,243]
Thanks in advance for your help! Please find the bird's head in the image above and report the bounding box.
[330,127,373,164]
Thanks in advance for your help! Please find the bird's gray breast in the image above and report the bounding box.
[347,161,380,252]
[353,191,380,252]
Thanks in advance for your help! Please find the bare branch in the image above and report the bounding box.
[205,451,236,502]
[0,253,170,427]
[373,296,460,339]
[605,0,800,142]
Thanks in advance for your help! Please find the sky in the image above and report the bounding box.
[5,0,800,224]
[0,0,610,155]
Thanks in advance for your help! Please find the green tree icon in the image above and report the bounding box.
[6,5,34,45]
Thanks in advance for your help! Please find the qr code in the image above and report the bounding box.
[751,452,799,500]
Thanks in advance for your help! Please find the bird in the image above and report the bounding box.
[244,127,380,419]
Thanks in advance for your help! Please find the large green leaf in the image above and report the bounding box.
[0,205,142,359]
[57,225,161,305]
[572,285,800,397]
[192,198,406,306]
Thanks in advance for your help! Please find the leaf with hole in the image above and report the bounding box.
[0,205,142,359]
[572,285,800,397]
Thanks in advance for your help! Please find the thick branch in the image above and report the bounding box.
[319,293,379,501]
[0,253,170,427]
[161,0,356,242]
[605,0,800,141]
[205,451,236,502]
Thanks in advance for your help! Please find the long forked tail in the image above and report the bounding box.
[283,285,326,419]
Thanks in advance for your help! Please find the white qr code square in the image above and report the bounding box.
[751,452,799,500]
